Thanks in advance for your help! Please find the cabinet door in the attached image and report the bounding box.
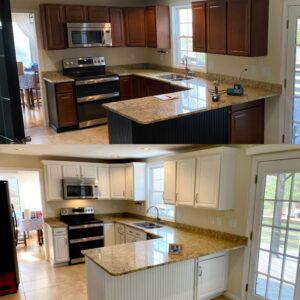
[45,164,63,201]
[115,224,125,244]
[192,2,207,52]
[230,102,264,144]
[145,7,157,48]
[206,0,227,54]
[110,8,125,46]
[163,161,176,204]
[227,0,251,56]
[88,7,110,22]
[104,223,115,246]
[125,166,134,199]
[54,235,69,263]
[65,6,88,22]
[120,76,134,100]
[124,8,146,47]
[56,93,78,128]
[40,5,66,50]
[198,254,228,299]
[81,166,98,179]
[110,167,126,199]
[62,165,80,178]
[195,155,221,209]
[125,233,136,244]
[176,159,196,206]
[98,166,110,199]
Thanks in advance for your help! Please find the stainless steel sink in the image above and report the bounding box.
[158,74,194,81]
[133,222,163,229]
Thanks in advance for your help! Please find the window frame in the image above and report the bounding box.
[170,3,207,72]
[147,161,175,222]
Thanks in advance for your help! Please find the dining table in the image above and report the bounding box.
[18,71,36,108]
[19,217,44,246]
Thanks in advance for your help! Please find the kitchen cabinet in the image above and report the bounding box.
[196,253,229,299]
[124,8,146,47]
[62,165,80,178]
[163,161,176,204]
[125,163,146,201]
[145,6,170,49]
[40,4,66,50]
[206,0,227,54]
[227,0,269,56]
[45,81,78,132]
[81,166,98,179]
[192,2,207,52]
[110,8,125,47]
[120,76,134,100]
[62,165,98,179]
[104,223,115,246]
[98,165,110,199]
[176,158,196,206]
[115,223,126,244]
[195,147,237,210]
[125,226,147,243]
[110,166,126,199]
[229,99,264,144]
[88,7,110,22]
[44,164,63,201]
[65,5,88,22]
[47,225,69,265]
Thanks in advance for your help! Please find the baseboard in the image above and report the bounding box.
[224,291,241,300]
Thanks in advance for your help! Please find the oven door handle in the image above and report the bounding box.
[77,92,120,103]
[69,236,104,244]
[69,223,104,230]
[76,76,119,86]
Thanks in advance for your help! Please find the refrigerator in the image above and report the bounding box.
[0,180,19,295]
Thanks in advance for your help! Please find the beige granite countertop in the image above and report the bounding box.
[103,69,281,125]
[43,71,74,83]
[83,215,247,276]
[44,218,67,228]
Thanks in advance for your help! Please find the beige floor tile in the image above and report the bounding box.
[0,292,26,300]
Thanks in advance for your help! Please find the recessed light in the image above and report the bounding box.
[142,147,152,151]
[15,148,25,151]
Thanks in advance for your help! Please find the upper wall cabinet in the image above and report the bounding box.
[125,163,146,201]
[110,8,125,47]
[44,164,63,201]
[110,166,126,199]
[163,161,176,205]
[88,7,110,23]
[145,6,170,49]
[65,5,88,22]
[124,7,146,47]
[40,4,66,50]
[192,2,207,53]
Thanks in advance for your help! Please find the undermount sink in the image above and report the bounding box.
[133,222,163,229]
[158,74,194,81]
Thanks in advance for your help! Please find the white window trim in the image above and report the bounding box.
[170,3,207,73]
[147,161,175,222]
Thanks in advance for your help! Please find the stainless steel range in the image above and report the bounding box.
[60,207,104,264]
[63,56,120,128]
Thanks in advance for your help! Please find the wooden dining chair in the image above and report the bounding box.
[31,70,41,109]
[17,62,25,108]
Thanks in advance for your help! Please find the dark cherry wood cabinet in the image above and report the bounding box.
[120,76,134,100]
[227,0,269,56]
[124,8,146,47]
[192,2,207,52]
[206,0,227,54]
[45,81,78,132]
[229,99,264,144]
[110,8,125,47]
[65,5,88,22]
[88,7,110,22]
[40,5,67,50]
[145,6,170,49]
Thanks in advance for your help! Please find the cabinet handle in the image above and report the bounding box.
[198,265,203,277]
[176,192,179,202]
[195,193,199,204]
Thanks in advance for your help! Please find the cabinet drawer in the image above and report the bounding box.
[53,227,67,236]
[56,82,74,94]
[125,226,145,239]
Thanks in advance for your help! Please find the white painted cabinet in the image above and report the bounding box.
[110,166,126,199]
[98,165,110,199]
[104,223,115,246]
[163,161,176,204]
[62,165,80,178]
[125,226,146,243]
[115,223,126,244]
[197,253,228,299]
[81,166,98,179]
[47,225,69,265]
[44,164,63,201]
[176,158,196,206]
[125,163,146,201]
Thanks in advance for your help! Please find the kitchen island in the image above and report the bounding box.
[83,216,247,300]
[103,70,281,144]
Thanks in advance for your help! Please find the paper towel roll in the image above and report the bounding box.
[23,209,31,220]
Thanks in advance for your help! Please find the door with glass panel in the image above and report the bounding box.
[248,159,300,300]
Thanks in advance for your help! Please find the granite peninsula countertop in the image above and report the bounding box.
[44,218,67,228]
[82,215,247,276]
[103,69,281,125]
[43,71,74,83]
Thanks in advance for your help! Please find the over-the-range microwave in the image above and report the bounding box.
[62,178,99,200]
[67,22,112,48]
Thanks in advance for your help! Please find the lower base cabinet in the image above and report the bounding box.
[104,223,115,246]
[115,223,126,244]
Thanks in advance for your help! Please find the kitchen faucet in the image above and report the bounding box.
[182,56,194,77]
[146,206,163,224]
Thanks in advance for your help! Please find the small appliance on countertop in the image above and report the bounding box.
[60,207,104,265]
[63,56,120,129]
